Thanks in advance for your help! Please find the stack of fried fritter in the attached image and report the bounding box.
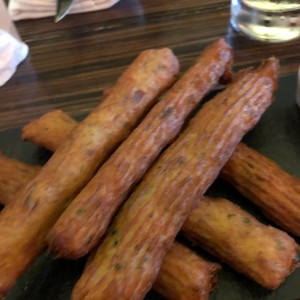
[0,38,299,300]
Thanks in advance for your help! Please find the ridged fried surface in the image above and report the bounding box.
[222,143,300,236]
[0,49,179,296]
[0,153,40,206]
[22,110,77,152]
[154,242,220,300]
[47,38,233,259]
[72,59,278,300]
[0,110,74,206]
[0,158,220,300]
[21,109,300,239]
[182,196,299,289]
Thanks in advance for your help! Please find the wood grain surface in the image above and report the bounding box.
[1,0,300,130]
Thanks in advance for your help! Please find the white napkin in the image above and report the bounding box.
[0,30,28,86]
[9,0,120,20]
[0,0,29,87]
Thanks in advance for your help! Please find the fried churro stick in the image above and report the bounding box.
[1,152,298,291]
[73,59,278,300]
[154,242,221,300]
[0,49,179,296]
[1,146,297,291]
[182,196,299,289]
[0,159,221,300]
[47,38,233,259]
[21,109,300,240]
[21,112,300,239]
[1,150,298,292]
[221,143,300,237]
[21,87,115,151]
[0,153,40,206]
[0,110,75,206]
[22,110,78,152]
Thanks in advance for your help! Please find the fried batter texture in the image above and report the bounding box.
[72,59,278,300]
[48,38,232,259]
[22,110,77,152]
[0,49,179,295]
[182,196,299,289]
[154,242,221,300]
[0,153,40,205]
[222,143,300,236]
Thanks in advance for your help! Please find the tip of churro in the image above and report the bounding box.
[259,57,279,90]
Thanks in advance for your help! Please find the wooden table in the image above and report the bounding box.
[1,0,300,131]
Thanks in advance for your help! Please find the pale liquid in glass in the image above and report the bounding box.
[231,0,300,42]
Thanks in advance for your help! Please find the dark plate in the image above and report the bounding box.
[1,74,300,300]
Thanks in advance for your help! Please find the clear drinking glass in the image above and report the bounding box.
[231,0,300,42]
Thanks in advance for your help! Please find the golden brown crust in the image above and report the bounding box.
[0,156,220,300]
[22,110,77,152]
[0,153,40,205]
[47,38,233,260]
[182,196,299,289]
[0,49,179,295]
[0,155,223,299]
[72,59,278,300]
[0,111,76,207]
[222,143,300,236]
[154,242,221,300]
[20,95,300,240]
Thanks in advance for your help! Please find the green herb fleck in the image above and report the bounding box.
[24,195,37,211]
[110,227,118,236]
[243,217,251,224]
[247,162,255,169]
[227,213,236,219]
[138,255,150,269]
[85,235,94,245]
[115,263,124,271]
[160,107,174,119]
[76,208,85,216]
[178,156,186,165]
